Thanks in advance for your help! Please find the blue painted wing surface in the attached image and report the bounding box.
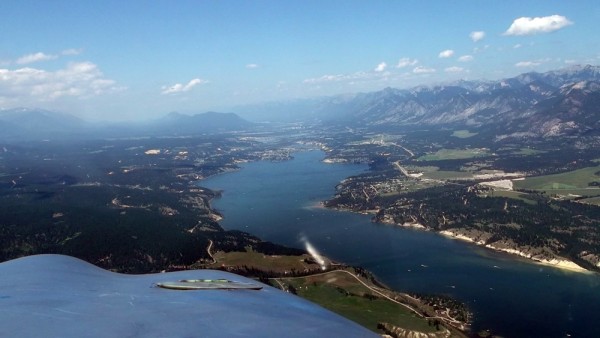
[0,255,377,338]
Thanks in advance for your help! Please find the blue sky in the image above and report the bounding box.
[1,0,599,120]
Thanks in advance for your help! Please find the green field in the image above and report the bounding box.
[513,148,546,156]
[282,271,437,333]
[296,285,434,332]
[213,254,446,334]
[421,170,474,180]
[404,165,440,173]
[452,130,478,138]
[514,166,600,196]
[417,148,490,161]
[409,165,485,180]
[211,249,317,273]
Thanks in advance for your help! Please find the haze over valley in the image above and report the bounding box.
[2,2,600,337]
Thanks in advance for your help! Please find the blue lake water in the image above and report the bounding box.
[201,150,600,337]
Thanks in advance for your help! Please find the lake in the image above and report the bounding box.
[201,150,600,337]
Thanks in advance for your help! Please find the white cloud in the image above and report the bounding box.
[374,62,387,72]
[515,61,541,67]
[61,48,83,56]
[504,15,573,36]
[396,57,418,68]
[303,68,397,85]
[413,66,436,74]
[303,71,375,84]
[438,49,454,58]
[16,52,57,65]
[564,59,577,64]
[161,78,208,95]
[445,66,465,73]
[246,63,259,69]
[469,31,485,42]
[458,55,473,62]
[0,62,121,105]
[303,74,345,84]
[513,44,522,49]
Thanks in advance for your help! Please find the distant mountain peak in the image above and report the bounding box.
[149,111,253,135]
[166,111,184,119]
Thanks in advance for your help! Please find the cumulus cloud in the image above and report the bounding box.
[504,15,572,36]
[413,66,436,74]
[396,57,418,68]
[374,62,387,72]
[16,52,57,65]
[445,66,465,73]
[438,49,454,58]
[515,61,541,67]
[458,55,473,62]
[246,63,259,69]
[161,78,208,95]
[469,31,485,42]
[0,62,121,105]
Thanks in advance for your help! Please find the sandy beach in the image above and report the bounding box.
[439,229,590,273]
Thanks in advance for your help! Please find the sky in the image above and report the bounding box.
[1,0,599,121]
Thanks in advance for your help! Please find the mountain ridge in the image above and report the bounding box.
[2,65,599,141]
[0,110,253,141]
[234,64,600,139]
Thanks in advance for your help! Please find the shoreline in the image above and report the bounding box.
[320,202,595,274]
[439,230,591,274]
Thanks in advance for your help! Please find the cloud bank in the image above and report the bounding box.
[0,62,121,106]
[16,52,58,65]
[15,49,82,65]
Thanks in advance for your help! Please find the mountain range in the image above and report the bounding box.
[1,65,599,141]
[237,65,600,139]
[0,109,252,141]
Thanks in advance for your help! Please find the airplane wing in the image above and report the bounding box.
[0,254,376,337]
